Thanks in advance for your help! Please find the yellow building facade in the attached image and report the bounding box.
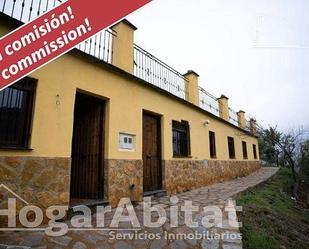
[0,13,260,208]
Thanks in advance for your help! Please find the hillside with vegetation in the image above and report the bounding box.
[237,126,309,249]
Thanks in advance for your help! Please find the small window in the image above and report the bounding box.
[172,120,191,157]
[242,141,248,159]
[253,144,258,159]
[228,136,235,159]
[209,131,216,158]
[0,78,36,149]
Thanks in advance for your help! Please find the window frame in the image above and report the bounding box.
[172,120,191,158]
[242,141,248,159]
[228,136,236,159]
[209,131,217,159]
[0,77,37,150]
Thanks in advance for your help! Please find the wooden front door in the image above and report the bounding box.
[143,113,162,192]
[70,92,105,200]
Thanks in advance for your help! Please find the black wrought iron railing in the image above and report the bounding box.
[76,29,115,64]
[199,87,220,117]
[245,119,251,132]
[0,1,253,130]
[1,0,64,23]
[133,44,188,100]
[0,0,115,64]
[229,107,239,126]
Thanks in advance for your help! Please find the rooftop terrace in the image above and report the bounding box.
[0,0,256,134]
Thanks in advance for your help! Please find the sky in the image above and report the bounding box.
[127,0,309,131]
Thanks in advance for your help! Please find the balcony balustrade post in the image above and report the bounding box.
[111,19,137,74]
[250,118,257,135]
[237,110,246,129]
[218,95,230,121]
[183,70,200,106]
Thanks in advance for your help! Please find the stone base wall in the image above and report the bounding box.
[164,160,261,195]
[0,156,143,210]
[0,157,71,211]
[0,156,260,210]
[105,159,143,207]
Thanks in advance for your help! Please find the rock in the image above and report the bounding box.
[72,242,87,249]
[21,160,42,182]
[187,238,197,247]
[1,183,18,193]
[4,157,23,168]
[33,170,54,188]
[6,246,30,249]
[83,233,103,244]
[174,226,193,235]
[21,187,35,203]
[222,244,242,249]
[96,245,109,249]
[132,237,148,249]
[170,240,186,249]
[47,235,72,246]
[150,237,166,249]
[19,233,43,247]
[114,241,133,249]
[59,192,69,204]
[36,192,55,208]
[201,239,219,249]
[55,158,70,170]
[0,166,17,181]
[49,182,65,193]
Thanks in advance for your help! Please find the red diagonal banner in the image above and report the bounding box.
[0,0,152,90]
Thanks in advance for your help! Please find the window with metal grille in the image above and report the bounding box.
[253,144,258,159]
[172,120,191,157]
[209,131,216,158]
[242,141,248,159]
[0,78,36,149]
[228,136,235,159]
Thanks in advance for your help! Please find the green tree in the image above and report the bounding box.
[258,126,308,198]
[298,140,309,205]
